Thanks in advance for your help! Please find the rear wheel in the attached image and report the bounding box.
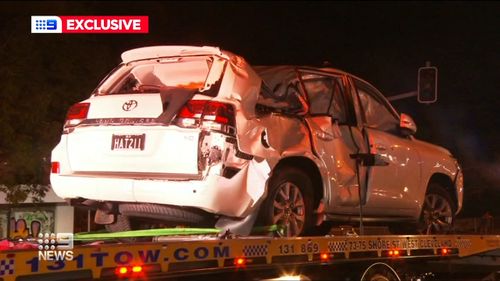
[417,183,455,234]
[119,203,210,224]
[259,167,314,237]
[104,213,136,242]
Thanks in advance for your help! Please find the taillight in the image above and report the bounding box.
[63,103,90,133]
[176,100,206,121]
[175,100,235,134]
[51,162,60,174]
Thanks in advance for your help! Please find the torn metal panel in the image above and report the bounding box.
[235,65,315,163]
[203,56,227,92]
[196,127,270,217]
[236,114,314,167]
[305,117,364,209]
[254,66,309,114]
[214,160,269,235]
[198,131,247,176]
[215,202,261,236]
[156,88,198,124]
[204,158,270,217]
[253,66,299,99]
[244,158,271,207]
[217,54,262,119]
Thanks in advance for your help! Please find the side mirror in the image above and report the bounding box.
[400,113,417,136]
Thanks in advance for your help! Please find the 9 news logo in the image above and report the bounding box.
[31,16,62,33]
[31,15,149,34]
[37,233,74,261]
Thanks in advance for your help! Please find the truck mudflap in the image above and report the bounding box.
[0,235,498,281]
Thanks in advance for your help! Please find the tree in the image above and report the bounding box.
[0,7,115,203]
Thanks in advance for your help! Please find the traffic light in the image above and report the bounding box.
[417,66,438,103]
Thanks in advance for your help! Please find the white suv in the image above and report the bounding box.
[50,46,463,236]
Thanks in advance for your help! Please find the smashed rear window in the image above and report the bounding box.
[94,56,219,95]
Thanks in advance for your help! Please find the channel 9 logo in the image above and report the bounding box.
[31,15,149,33]
[31,16,62,33]
[37,233,74,261]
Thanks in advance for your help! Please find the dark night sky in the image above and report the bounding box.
[1,1,499,214]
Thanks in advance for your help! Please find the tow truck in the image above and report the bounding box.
[1,228,499,281]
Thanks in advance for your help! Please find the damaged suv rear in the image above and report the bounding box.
[51,46,463,237]
[51,46,277,234]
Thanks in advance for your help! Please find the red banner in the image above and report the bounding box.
[59,16,149,33]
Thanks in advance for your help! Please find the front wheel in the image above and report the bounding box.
[417,183,455,234]
[259,167,314,237]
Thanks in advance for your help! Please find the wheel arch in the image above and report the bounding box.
[427,173,457,211]
[273,156,325,209]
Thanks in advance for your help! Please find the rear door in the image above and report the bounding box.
[299,70,370,212]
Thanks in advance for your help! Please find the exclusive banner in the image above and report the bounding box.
[31,16,149,33]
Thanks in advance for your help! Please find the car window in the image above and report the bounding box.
[97,57,213,95]
[301,74,347,123]
[329,78,348,123]
[303,78,332,114]
[354,80,399,134]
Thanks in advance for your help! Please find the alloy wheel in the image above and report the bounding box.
[421,193,453,234]
[272,181,306,237]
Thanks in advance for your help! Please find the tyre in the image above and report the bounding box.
[417,183,455,234]
[259,167,314,237]
[105,203,213,242]
[104,212,129,232]
[119,203,210,224]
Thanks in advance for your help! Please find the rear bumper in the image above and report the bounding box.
[50,171,255,218]
[50,122,270,218]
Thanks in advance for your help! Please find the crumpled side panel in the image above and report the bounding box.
[216,64,322,216]
[305,116,363,208]
[236,114,314,167]
[204,158,270,217]
[216,53,262,119]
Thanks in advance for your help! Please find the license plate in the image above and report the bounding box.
[111,134,145,150]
